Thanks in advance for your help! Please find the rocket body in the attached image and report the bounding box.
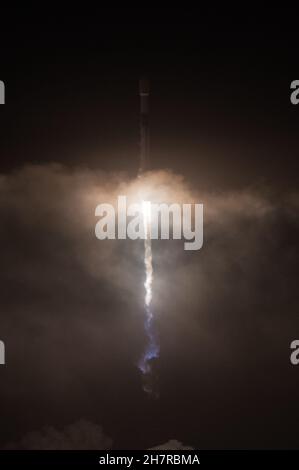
[138,78,159,397]
[139,78,150,174]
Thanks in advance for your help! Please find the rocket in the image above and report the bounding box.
[139,78,150,174]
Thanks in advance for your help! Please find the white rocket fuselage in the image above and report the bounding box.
[139,78,150,174]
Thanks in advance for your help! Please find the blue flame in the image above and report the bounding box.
[138,306,160,375]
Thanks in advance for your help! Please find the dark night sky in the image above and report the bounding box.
[0,8,299,449]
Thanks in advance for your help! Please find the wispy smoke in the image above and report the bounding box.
[4,420,112,450]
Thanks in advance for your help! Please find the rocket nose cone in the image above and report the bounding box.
[139,78,150,96]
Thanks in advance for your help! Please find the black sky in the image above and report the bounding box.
[1,9,299,187]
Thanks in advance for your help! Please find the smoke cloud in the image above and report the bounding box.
[150,440,194,450]
[0,164,298,448]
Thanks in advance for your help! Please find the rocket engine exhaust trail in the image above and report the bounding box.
[138,202,159,393]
